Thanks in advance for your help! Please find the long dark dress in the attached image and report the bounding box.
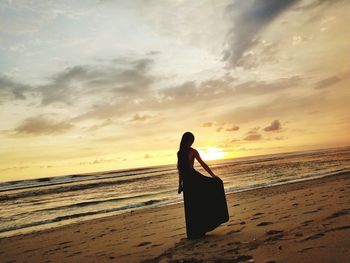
[182,168,229,239]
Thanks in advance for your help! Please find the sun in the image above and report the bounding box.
[199,147,225,161]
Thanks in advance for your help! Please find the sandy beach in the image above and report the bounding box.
[1,172,349,263]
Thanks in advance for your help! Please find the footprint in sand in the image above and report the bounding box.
[227,241,242,246]
[151,243,162,247]
[225,248,239,254]
[253,212,264,216]
[265,230,284,241]
[250,217,260,221]
[279,215,290,220]
[226,228,243,235]
[301,220,313,226]
[142,233,154,237]
[137,241,152,247]
[299,245,325,253]
[266,230,283,235]
[303,233,325,241]
[325,209,350,220]
[257,222,273,227]
[228,222,240,226]
[326,225,350,232]
[234,255,253,262]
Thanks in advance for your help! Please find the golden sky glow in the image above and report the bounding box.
[1,0,350,182]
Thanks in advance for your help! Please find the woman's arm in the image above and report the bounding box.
[194,150,218,178]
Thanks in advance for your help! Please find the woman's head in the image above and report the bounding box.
[179,132,195,152]
[178,132,195,173]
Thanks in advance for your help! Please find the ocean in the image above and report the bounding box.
[0,146,349,238]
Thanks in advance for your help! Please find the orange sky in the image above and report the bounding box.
[1,0,350,182]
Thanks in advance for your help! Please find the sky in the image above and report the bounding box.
[1,0,350,182]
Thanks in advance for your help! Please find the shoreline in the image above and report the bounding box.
[1,169,349,240]
[1,171,349,262]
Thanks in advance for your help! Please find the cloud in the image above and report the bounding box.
[223,0,298,67]
[87,119,113,132]
[216,127,223,133]
[293,0,348,11]
[202,122,213,127]
[315,76,341,89]
[248,127,261,134]
[72,74,302,125]
[234,76,302,95]
[226,125,240,131]
[131,113,153,122]
[156,75,301,110]
[38,58,155,106]
[244,134,262,141]
[14,116,74,136]
[231,41,281,69]
[0,75,31,102]
[263,119,282,132]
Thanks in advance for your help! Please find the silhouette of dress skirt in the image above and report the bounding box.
[182,169,229,239]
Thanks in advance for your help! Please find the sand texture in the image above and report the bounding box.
[1,173,350,263]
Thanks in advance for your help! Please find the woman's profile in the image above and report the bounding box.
[177,132,229,239]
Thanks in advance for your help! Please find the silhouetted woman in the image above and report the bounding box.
[177,132,229,239]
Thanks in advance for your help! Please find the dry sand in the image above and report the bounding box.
[1,172,349,263]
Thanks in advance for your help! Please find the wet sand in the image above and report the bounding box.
[1,172,349,263]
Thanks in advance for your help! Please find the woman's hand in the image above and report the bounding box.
[178,184,183,194]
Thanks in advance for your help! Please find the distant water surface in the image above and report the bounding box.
[0,146,349,238]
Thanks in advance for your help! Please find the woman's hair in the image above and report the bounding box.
[177,132,195,174]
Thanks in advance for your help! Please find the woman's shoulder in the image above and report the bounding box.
[189,147,198,155]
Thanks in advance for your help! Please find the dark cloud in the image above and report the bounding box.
[0,75,31,102]
[223,0,298,68]
[38,58,155,106]
[244,134,262,141]
[226,125,240,131]
[263,119,281,131]
[14,116,74,135]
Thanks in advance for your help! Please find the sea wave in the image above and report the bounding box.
[0,198,163,235]
[0,174,172,202]
[225,168,350,194]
